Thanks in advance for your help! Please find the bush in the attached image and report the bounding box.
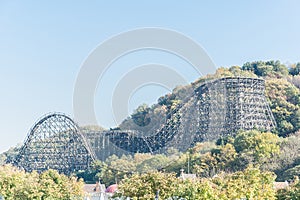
[0,165,84,200]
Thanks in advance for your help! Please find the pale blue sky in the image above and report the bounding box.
[0,0,299,153]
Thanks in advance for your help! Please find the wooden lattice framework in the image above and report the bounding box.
[14,113,95,174]
[102,77,276,155]
[195,77,276,141]
[13,77,277,172]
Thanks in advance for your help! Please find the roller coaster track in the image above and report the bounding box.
[13,77,276,173]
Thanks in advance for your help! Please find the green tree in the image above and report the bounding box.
[194,143,237,177]
[282,165,300,181]
[242,60,288,77]
[118,172,178,200]
[266,78,300,135]
[0,144,22,165]
[262,131,300,181]
[117,167,277,200]
[0,165,84,200]
[214,166,277,200]
[131,104,151,127]
[289,63,300,75]
[233,130,280,162]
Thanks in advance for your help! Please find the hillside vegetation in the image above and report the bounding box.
[121,60,300,137]
[1,60,300,199]
[78,61,300,199]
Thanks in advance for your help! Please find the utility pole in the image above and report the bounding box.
[155,189,160,200]
[187,151,190,174]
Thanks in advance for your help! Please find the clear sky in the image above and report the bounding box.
[0,0,300,153]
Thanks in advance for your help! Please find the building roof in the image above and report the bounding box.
[274,181,289,190]
[179,169,197,180]
[180,173,197,180]
[84,183,106,193]
[105,184,118,193]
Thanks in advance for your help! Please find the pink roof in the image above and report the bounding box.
[105,184,118,193]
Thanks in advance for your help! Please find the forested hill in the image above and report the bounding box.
[120,60,300,137]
